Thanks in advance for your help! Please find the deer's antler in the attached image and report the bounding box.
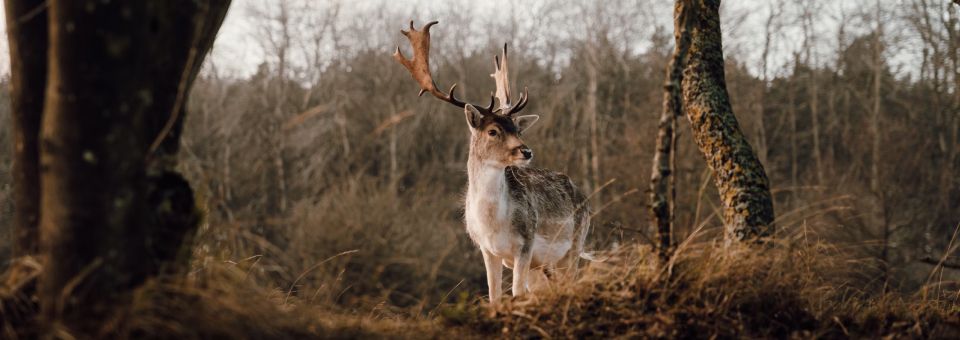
[491,44,528,116]
[394,21,496,115]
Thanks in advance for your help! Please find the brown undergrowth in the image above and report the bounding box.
[1,258,454,339]
[3,227,959,339]
[120,263,452,339]
[443,234,960,339]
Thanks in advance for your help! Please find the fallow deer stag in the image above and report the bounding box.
[394,21,591,304]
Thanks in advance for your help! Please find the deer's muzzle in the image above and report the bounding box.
[518,146,533,160]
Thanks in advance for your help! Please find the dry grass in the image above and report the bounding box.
[442,234,960,339]
[120,263,453,339]
[1,259,456,339]
[187,177,483,312]
[3,224,960,339]
[3,187,959,339]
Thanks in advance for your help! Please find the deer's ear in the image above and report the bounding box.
[464,104,484,130]
[514,115,539,133]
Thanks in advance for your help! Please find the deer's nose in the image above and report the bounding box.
[520,147,533,160]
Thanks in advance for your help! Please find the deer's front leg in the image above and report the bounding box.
[512,241,533,297]
[480,248,503,305]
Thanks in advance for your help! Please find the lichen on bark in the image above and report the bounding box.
[679,0,775,241]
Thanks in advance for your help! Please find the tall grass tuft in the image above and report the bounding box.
[444,232,960,338]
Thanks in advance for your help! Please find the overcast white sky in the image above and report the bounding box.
[0,0,925,80]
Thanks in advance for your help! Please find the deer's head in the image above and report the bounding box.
[394,21,540,168]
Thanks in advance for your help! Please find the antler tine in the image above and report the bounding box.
[484,94,496,113]
[394,21,493,115]
[446,83,465,104]
[491,43,512,113]
[506,87,529,116]
[491,44,530,117]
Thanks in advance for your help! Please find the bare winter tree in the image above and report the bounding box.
[4,0,46,257]
[677,0,775,241]
[4,0,230,336]
[650,0,693,260]
[752,0,783,168]
[800,0,825,186]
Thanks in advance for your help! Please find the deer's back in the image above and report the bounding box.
[505,166,587,221]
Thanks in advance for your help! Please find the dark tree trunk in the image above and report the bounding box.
[679,0,775,241]
[35,1,229,336]
[650,0,693,261]
[4,0,47,256]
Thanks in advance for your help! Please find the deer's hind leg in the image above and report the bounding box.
[524,264,551,292]
[558,208,590,279]
[511,240,534,297]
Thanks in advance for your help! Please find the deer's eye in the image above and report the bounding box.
[487,130,498,137]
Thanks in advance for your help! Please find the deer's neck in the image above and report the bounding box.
[467,157,508,202]
[465,155,512,242]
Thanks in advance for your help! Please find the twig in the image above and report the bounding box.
[591,188,639,218]
[146,2,214,162]
[925,222,960,287]
[57,258,104,318]
[584,178,616,203]
[284,249,358,305]
[920,257,960,270]
[18,1,48,24]
[428,279,465,317]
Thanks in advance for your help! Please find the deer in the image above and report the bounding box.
[394,21,591,305]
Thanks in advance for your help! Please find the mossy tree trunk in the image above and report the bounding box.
[2,0,230,336]
[678,0,775,241]
[650,0,694,260]
[4,0,47,257]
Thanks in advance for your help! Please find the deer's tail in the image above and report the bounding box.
[579,251,610,262]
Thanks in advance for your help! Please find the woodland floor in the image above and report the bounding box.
[5,236,959,339]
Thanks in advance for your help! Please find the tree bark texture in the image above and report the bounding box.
[36,0,229,335]
[650,0,693,260]
[4,0,47,256]
[679,0,775,241]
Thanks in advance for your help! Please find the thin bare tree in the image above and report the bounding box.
[754,0,784,168]
[4,0,46,257]
[800,0,825,185]
[650,0,693,260]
